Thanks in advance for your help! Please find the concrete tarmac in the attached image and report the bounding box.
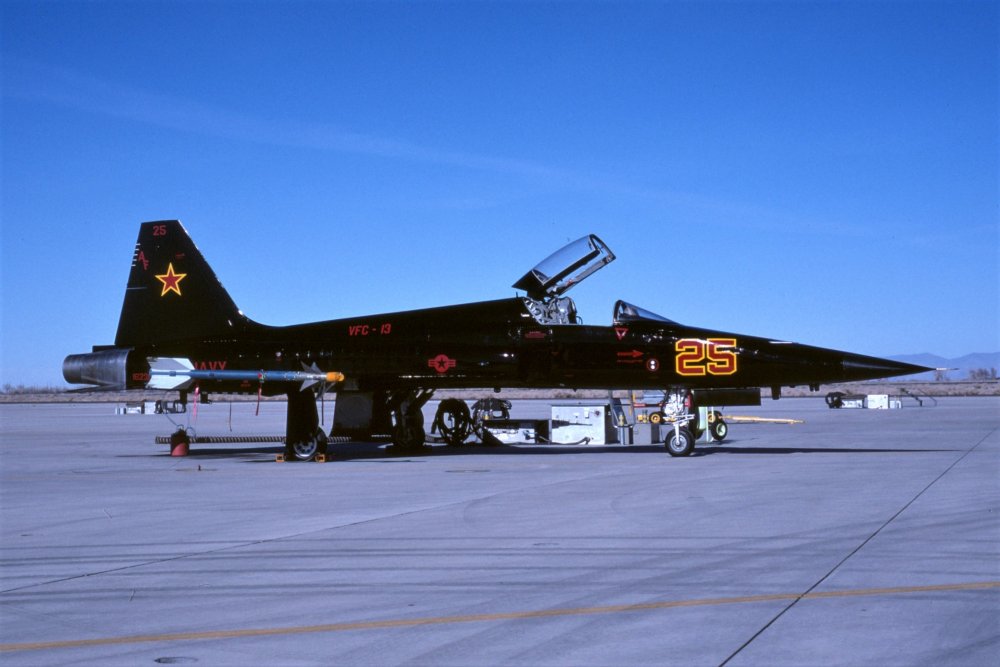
[1,397,997,666]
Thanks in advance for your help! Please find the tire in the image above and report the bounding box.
[391,419,427,452]
[709,419,728,442]
[291,429,327,461]
[649,412,663,424]
[665,427,695,457]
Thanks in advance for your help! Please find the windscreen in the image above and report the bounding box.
[613,300,679,325]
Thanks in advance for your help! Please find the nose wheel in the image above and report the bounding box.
[666,425,695,457]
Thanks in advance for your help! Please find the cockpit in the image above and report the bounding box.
[513,234,678,327]
[612,300,678,325]
[513,234,612,325]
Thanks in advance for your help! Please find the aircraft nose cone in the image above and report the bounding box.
[840,354,931,381]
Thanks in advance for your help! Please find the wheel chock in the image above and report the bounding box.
[276,453,326,463]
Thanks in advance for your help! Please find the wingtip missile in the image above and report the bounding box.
[147,358,345,391]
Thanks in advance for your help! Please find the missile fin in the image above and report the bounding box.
[147,357,196,390]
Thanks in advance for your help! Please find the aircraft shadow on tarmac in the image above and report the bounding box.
[138,440,958,462]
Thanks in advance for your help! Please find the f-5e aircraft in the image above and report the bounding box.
[64,221,930,460]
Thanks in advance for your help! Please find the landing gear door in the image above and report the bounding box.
[512,234,615,300]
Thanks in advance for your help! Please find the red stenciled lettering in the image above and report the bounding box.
[194,361,229,371]
[348,325,371,337]
[194,361,228,371]
[152,224,167,237]
[380,323,392,335]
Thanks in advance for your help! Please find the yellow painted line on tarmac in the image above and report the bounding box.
[723,416,804,424]
[2,580,997,653]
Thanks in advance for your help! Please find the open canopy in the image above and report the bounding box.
[513,234,615,300]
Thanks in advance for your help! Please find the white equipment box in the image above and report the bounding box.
[483,424,538,444]
[550,404,616,444]
[866,394,890,410]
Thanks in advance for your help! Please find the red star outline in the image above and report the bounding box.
[156,263,187,297]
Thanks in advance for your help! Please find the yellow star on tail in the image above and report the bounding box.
[156,263,187,297]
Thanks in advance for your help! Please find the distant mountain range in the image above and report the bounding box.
[888,352,1000,381]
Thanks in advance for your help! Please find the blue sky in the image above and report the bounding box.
[2,1,997,386]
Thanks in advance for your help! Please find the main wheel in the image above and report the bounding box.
[665,427,695,457]
[290,429,328,461]
[391,411,427,452]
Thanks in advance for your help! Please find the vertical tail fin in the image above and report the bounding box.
[115,220,253,346]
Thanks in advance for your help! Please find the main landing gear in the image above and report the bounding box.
[386,389,435,453]
[284,388,328,461]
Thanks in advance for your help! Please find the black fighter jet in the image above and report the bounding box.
[64,221,930,459]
